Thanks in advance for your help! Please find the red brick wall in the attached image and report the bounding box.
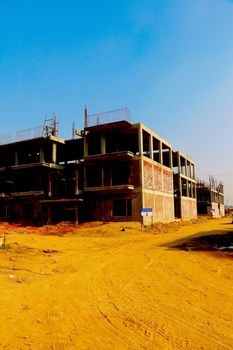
[163,168,173,194]
[153,164,162,191]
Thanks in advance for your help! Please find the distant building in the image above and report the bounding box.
[196,177,224,217]
[173,151,197,219]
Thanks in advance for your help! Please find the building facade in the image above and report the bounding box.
[0,114,198,224]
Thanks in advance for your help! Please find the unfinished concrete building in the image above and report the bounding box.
[0,118,83,225]
[196,177,224,217]
[173,151,197,219]
[0,109,198,225]
[82,119,174,222]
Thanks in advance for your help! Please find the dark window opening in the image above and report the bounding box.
[181,178,187,196]
[162,144,171,168]
[180,157,186,175]
[112,199,132,216]
[112,162,130,185]
[142,130,150,159]
[86,165,102,187]
[172,153,179,174]
[22,204,34,219]
[87,135,101,155]
[153,138,160,163]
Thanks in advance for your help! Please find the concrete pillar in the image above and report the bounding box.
[101,165,104,187]
[48,206,52,224]
[40,146,45,163]
[186,179,188,197]
[84,136,88,157]
[177,154,181,174]
[177,154,182,195]
[192,164,196,180]
[15,150,18,166]
[138,125,143,156]
[52,143,57,164]
[48,173,52,197]
[159,142,163,165]
[75,169,79,195]
[74,204,78,225]
[149,134,153,160]
[169,148,172,168]
[185,159,188,177]
[101,134,106,154]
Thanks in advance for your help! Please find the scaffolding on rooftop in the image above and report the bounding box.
[85,107,131,128]
[0,115,59,145]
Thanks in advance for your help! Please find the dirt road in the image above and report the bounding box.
[0,218,232,349]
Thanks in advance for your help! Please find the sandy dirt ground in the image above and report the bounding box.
[0,217,233,350]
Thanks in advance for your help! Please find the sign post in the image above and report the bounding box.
[140,208,153,230]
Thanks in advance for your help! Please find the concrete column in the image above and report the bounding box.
[169,148,172,168]
[177,154,181,174]
[101,165,104,187]
[40,146,45,163]
[74,204,78,225]
[47,206,52,224]
[177,154,182,197]
[185,159,188,177]
[191,182,194,198]
[138,125,143,156]
[101,134,106,154]
[84,136,88,157]
[52,143,57,164]
[159,142,163,165]
[192,164,196,180]
[84,166,87,188]
[186,179,188,197]
[15,150,19,166]
[75,169,79,195]
[48,173,52,197]
[149,134,153,160]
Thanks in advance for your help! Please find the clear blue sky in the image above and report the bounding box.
[1,0,233,203]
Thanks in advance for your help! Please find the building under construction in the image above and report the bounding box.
[0,109,199,225]
[196,177,225,217]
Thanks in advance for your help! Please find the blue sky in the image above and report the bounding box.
[1,0,233,203]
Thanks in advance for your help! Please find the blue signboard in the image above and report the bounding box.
[140,208,153,213]
[140,208,153,216]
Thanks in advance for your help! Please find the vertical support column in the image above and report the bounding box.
[185,159,188,177]
[191,182,194,198]
[177,153,182,218]
[48,173,52,197]
[159,142,163,165]
[75,169,79,195]
[101,165,104,187]
[186,179,188,197]
[52,143,57,164]
[169,148,173,169]
[192,163,196,180]
[138,125,144,208]
[15,150,18,166]
[40,146,45,163]
[84,135,88,157]
[83,134,88,189]
[149,134,153,160]
[74,204,78,225]
[101,134,106,154]
[48,206,52,224]
[138,125,143,156]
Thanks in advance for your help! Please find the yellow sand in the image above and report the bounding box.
[0,218,232,349]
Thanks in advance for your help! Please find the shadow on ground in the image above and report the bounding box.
[163,229,233,258]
